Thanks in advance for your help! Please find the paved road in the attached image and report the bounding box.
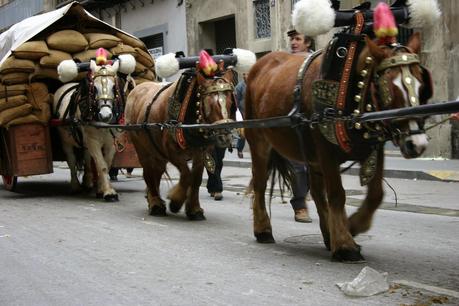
[0,165,458,305]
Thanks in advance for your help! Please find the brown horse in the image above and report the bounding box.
[125,59,236,220]
[244,32,433,262]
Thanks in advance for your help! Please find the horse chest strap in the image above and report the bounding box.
[175,77,197,150]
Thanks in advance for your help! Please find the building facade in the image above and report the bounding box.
[1,0,458,158]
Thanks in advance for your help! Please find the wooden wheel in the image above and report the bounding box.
[2,175,17,191]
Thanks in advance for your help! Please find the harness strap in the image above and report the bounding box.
[335,11,365,153]
[55,84,79,118]
[291,50,323,163]
[175,77,197,149]
[143,83,174,160]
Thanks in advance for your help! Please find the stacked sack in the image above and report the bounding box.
[0,29,155,128]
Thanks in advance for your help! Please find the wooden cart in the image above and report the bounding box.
[0,123,140,191]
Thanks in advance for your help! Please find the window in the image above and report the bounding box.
[253,0,271,39]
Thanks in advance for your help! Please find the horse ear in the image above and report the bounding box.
[365,36,386,62]
[112,59,120,72]
[406,32,421,54]
[218,60,225,72]
[90,60,97,73]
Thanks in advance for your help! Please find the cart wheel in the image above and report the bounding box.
[2,175,17,191]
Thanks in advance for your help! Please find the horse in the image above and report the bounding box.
[244,10,434,261]
[125,49,253,220]
[53,51,136,201]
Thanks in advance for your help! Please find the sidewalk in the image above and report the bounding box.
[224,149,459,182]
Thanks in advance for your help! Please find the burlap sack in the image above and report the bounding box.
[110,43,137,56]
[137,68,155,81]
[12,41,50,60]
[26,83,49,110]
[0,84,28,99]
[0,56,35,74]
[135,61,148,74]
[1,73,29,85]
[30,66,59,81]
[85,33,121,49]
[47,30,88,53]
[115,32,146,49]
[6,114,41,127]
[0,103,33,126]
[73,48,113,63]
[0,94,28,112]
[39,50,72,68]
[134,47,154,68]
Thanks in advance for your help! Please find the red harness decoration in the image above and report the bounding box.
[335,12,365,154]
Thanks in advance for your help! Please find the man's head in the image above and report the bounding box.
[287,29,312,54]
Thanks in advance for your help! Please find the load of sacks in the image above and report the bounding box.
[0,29,155,128]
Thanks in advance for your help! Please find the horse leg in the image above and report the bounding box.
[320,150,364,262]
[349,148,384,236]
[246,132,273,243]
[184,153,205,221]
[62,142,81,192]
[308,166,331,250]
[85,135,118,202]
[168,159,191,215]
[82,149,94,191]
[143,160,167,216]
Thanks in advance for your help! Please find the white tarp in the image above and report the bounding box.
[0,1,143,66]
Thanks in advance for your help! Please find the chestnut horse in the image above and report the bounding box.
[244,33,432,262]
[125,61,236,220]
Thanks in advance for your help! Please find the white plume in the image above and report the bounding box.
[57,59,78,83]
[118,54,136,75]
[232,48,256,74]
[406,0,441,28]
[155,53,180,79]
[292,0,335,36]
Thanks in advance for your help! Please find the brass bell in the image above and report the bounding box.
[357,81,365,89]
[365,57,373,64]
[361,70,368,77]
[355,122,362,129]
[363,132,370,139]
[354,95,362,103]
[366,104,372,112]
[353,109,360,115]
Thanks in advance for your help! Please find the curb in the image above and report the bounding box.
[223,159,459,183]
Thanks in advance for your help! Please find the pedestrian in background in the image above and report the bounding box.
[287,29,313,223]
[234,73,247,158]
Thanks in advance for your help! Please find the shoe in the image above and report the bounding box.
[213,192,223,201]
[126,172,133,178]
[294,208,312,223]
[210,192,215,197]
[237,151,244,158]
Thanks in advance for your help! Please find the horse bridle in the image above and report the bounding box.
[357,46,429,142]
[195,74,235,140]
[87,66,124,123]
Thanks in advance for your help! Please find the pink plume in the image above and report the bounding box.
[373,2,398,45]
[199,50,218,77]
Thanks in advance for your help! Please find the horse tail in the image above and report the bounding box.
[267,149,295,204]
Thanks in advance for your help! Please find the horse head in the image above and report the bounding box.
[85,59,122,123]
[363,33,433,158]
[196,56,236,147]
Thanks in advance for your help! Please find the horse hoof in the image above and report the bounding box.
[104,194,119,202]
[187,211,206,221]
[169,201,183,213]
[96,192,103,199]
[149,205,167,216]
[332,248,366,263]
[255,232,275,243]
